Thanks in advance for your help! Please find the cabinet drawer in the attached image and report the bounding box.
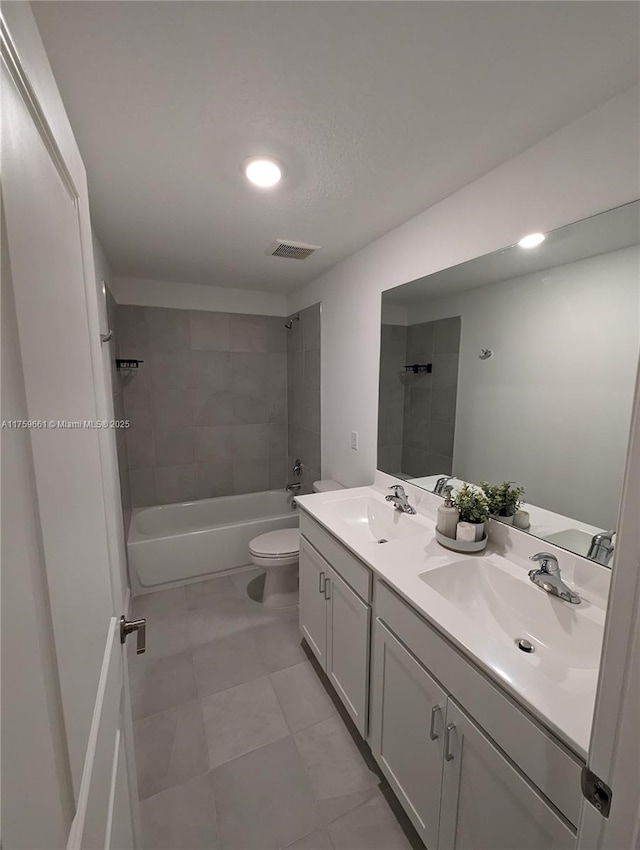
[300,511,372,601]
[375,579,583,827]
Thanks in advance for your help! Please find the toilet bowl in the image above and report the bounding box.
[248,479,344,607]
[248,528,300,608]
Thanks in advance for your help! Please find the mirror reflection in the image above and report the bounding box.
[378,201,640,565]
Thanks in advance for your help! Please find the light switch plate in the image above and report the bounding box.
[350,431,358,451]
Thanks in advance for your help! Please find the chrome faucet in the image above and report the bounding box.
[434,476,453,496]
[586,530,615,566]
[528,552,581,605]
[385,485,417,514]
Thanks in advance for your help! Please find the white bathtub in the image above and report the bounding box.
[128,490,299,588]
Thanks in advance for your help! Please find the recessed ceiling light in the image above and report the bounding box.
[244,156,283,188]
[518,232,546,249]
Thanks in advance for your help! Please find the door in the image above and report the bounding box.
[439,699,575,850]
[299,536,329,665]
[1,7,136,847]
[326,565,370,736]
[370,619,447,850]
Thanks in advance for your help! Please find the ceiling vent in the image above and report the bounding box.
[268,239,321,260]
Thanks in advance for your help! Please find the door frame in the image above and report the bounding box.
[576,357,640,849]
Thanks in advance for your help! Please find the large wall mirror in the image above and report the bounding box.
[378,201,639,565]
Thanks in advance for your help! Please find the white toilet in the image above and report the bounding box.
[248,480,344,608]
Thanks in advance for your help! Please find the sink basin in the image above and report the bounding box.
[322,496,431,544]
[419,559,602,670]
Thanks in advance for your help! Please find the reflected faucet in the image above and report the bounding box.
[528,552,581,605]
[434,476,453,496]
[587,531,615,566]
[385,485,417,515]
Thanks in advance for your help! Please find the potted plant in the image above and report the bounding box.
[480,481,525,525]
[451,484,490,541]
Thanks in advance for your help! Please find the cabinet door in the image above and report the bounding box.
[299,537,328,667]
[370,619,447,850]
[326,566,371,736]
[439,700,576,850]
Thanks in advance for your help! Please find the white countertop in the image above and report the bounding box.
[296,472,611,760]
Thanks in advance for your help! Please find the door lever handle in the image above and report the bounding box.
[120,615,146,654]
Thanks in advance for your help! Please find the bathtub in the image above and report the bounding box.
[128,490,299,588]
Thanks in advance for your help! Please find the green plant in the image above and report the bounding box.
[452,484,490,524]
[480,481,525,517]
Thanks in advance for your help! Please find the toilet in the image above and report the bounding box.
[248,480,344,608]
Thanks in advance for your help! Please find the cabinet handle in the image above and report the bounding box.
[429,705,442,740]
[324,577,331,600]
[444,722,456,761]
[319,571,325,593]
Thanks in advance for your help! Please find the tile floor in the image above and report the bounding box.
[129,568,423,850]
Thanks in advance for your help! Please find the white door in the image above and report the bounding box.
[370,619,446,850]
[326,565,370,736]
[1,8,137,847]
[439,699,575,850]
[299,536,329,665]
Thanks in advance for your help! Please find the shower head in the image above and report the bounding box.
[284,314,300,330]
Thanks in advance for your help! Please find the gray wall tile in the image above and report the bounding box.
[196,462,234,499]
[190,310,231,351]
[233,460,269,494]
[115,304,321,506]
[154,428,195,467]
[155,465,197,503]
[196,426,234,465]
[146,307,190,352]
[127,427,155,470]
[130,468,157,507]
[193,389,234,426]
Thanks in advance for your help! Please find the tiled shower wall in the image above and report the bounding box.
[377,324,408,475]
[117,307,288,507]
[286,304,321,494]
[377,316,460,478]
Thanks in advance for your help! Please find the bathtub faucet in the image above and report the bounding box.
[286,482,301,493]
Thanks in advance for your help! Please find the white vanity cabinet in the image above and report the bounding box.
[299,517,372,737]
[439,700,575,850]
[370,619,447,850]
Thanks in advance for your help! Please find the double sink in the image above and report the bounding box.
[315,489,605,678]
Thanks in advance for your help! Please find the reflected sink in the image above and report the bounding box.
[542,528,595,558]
[322,496,431,543]
[419,559,602,670]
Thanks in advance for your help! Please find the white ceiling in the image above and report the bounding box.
[383,201,640,308]
[32,1,640,294]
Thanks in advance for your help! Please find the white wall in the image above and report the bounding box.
[287,86,640,488]
[111,275,287,316]
[409,245,640,529]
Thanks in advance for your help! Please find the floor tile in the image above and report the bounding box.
[271,662,336,733]
[131,587,187,621]
[254,618,307,673]
[285,828,334,850]
[129,613,191,662]
[185,575,238,610]
[130,650,197,720]
[327,795,413,850]
[140,772,219,850]
[193,630,266,698]
[188,596,297,647]
[201,675,289,768]
[294,716,381,824]
[134,700,209,799]
[212,737,322,850]
[230,567,265,599]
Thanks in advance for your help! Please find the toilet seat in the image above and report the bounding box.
[249,528,300,559]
